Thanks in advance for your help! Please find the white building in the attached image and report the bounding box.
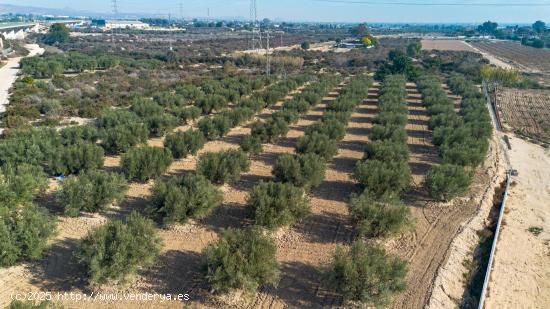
[104,20,150,30]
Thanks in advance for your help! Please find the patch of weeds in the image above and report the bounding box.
[528,226,543,236]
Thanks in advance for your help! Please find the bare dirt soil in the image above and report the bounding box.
[485,137,550,309]
[496,87,550,143]
[421,39,477,52]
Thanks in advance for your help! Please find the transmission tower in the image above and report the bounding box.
[111,0,119,16]
[179,3,184,20]
[249,0,262,51]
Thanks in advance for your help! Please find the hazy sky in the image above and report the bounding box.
[2,0,549,23]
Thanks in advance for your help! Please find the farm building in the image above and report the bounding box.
[103,20,150,30]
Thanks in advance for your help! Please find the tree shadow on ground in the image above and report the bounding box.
[29,237,91,294]
[295,211,355,245]
[269,261,343,308]
[311,179,360,203]
[201,202,250,233]
[328,156,359,174]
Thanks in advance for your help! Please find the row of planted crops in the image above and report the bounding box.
[416,74,492,201]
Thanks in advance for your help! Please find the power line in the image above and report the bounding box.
[313,0,550,6]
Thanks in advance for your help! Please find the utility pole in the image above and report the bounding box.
[111,0,118,48]
[266,30,270,76]
[280,32,286,79]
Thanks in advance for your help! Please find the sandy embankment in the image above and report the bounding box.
[0,44,45,112]
[485,137,550,308]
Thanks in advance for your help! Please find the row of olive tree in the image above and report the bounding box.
[335,75,411,306]
[416,75,483,201]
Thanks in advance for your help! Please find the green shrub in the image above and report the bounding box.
[149,173,223,224]
[131,99,163,117]
[305,119,346,141]
[60,142,104,175]
[240,135,264,156]
[425,164,473,201]
[143,113,178,137]
[353,160,411,197]
[6,300,50,309]
[197,149,250,184]
[164,129,205,159]
[100,123,149,154]
[196,94,228,114]
[348,192,410,238]
[59,125,99,145]
[97,109,140,129]
[364,140,409,163]
[248,181,309,229]
[198,116,231,140]
[295,132,338,161]
[78,211,161,285]
[0,164,47,207]
[121,146,173,182]
[272,153,325,189]
[251,118,289,143]
[328,241,407,306]
[203,227,279,294]
[174,106,201,124]
[0,205,56,267]
[57,170,128,217]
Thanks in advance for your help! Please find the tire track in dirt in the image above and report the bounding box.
[389,84,496,309]
[250,82,380,309]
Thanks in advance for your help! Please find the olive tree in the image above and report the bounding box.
[328,241,407,306]
[197,149,250,184]
[203,227,279,294]
[149,173,223,224]
[248,181,309,229]
[121,146,173,182]
[348,192,410,238]
[57,170,128,217]
[78,212,161,285]
[272,153,325,189]
[425,164,473,201]
[164,129,205,159]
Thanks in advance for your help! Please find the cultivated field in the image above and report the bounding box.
[496,87,550,143]
[421,39,476,52]
[471,40,550,74]
[0,29,503,309]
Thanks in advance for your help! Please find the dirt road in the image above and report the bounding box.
[0,44,44,112]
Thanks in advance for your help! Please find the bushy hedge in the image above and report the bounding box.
[328,241,407,306]
[425,164,473,201]
[348,192,410,238]
[248,181,309,229]
[121,146,173,182]
[203,227,279,294]
[197,149,250,184]
[57,170,128,217]
[0,205,56,267]
[272,153,326,189]
[164,129,205,159]
[78,212,161,285]
[150,173,223,224]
